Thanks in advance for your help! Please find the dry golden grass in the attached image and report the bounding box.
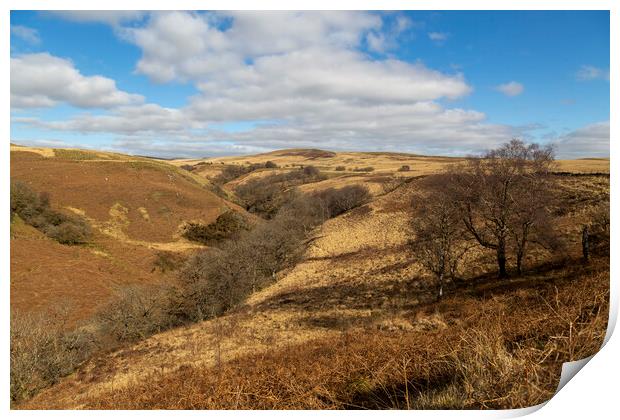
[22,256,608,409]
[11,146,609,409]
[16,171,609,409]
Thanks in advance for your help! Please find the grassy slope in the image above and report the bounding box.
[18,165,609,409]
[10,145,250,323]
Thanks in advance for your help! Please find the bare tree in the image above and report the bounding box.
[449,139,556,278]
[411,176,470,300]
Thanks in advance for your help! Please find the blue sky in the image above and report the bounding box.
[10,10,610,158]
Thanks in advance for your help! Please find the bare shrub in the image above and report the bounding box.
[152,251,187,273]
[10,310,95,404]
[96,284,179,343]
[10,180,92,245]
[235,167,325,218]
[410,175,471,300]
[181,211,248,244]
[353,167,375,172]
[315,185,372,218]
[335,166,346,171]
[213,165,252,184]
[303,165,320,177]
[588,201,610,255]
[180,193,325,320]
[45,219,92,245]
[398,165,410,172]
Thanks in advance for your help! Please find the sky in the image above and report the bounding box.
[9,10,610,158]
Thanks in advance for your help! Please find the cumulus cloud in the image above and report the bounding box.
[11,25,40,44]
[11,53,144,108]
[554,121,609,158]
[576,65,610,81]
[10,12,550,158]
[495,81,524,97]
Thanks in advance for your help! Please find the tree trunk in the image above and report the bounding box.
[497,240,508,278]
[582,225,590,263]
[516,251,523,276]
[437,273,444,301]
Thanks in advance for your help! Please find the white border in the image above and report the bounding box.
[2,1,616,419]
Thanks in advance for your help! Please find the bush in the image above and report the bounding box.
[182,211,248,244]
[45,220,92,245]
[10,310,96,403]
[303,165,321,177]
[235,168,325,218]
[96,284,180,343]
[353,167,375,172]
[335,166,346,171]
[152,251,187,273]
[398,165,410,172]
[213,165,251,184]
[314,185,372,218]
[180,164,195,172]
[180,193,326,320]
[264,161,278,169]
[10,180,92,245]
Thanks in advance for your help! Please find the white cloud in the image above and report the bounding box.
[495,81,524,97]
[13,104,190,135]
[11,25,40,45]
[45,11,146,26]
[11,53,144,108]
[428,32,449,42]
[554,121,609,158]
[11,11,566,158]
[576,65,610,81]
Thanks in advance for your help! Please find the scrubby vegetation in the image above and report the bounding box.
[10,309,95,403]
[313,185,372,218]
[152,251,187,273]
[10,180,91,245]
[235,166,326,218]
[181,211,248,245]
[214,161,281,184]
[176,184,370,322]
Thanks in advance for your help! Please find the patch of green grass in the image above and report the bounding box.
[53,149,102,160]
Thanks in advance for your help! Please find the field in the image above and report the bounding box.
[10,145,609,409]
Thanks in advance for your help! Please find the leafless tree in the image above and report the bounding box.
[449,139,556,278]
[411,175,470,300]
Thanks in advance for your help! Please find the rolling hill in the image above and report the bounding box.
[11,145,609,409]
